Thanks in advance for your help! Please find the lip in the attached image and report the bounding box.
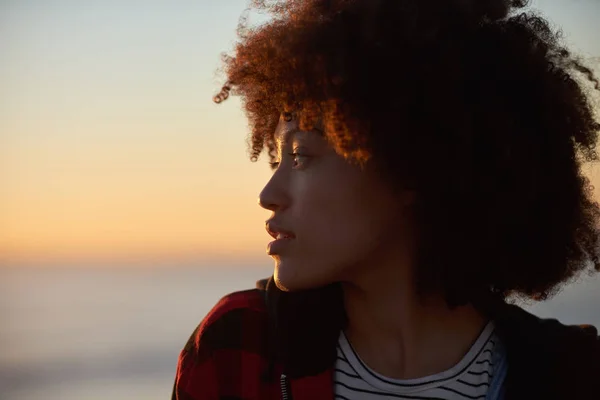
[265,221,296,240]
[265,220,295,255]
[267,236,294,255]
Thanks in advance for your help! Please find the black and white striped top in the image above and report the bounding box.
[334,321,499,399]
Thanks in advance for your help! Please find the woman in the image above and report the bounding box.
[172,0,600,399]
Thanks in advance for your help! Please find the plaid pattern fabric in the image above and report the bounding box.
[172,289,285,399]
[172,288,334,400]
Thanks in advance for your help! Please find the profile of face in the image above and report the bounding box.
[259,115,415,292]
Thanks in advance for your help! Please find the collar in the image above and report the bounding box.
[257,276,345,378]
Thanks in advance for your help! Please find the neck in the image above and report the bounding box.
[341,259,487,380]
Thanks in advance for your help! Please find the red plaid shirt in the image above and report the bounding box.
[172,276,600,400]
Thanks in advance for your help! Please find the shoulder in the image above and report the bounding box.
[497,304,600,397]
[534,318,600,396]
[173,288,270,400]
[503,303,600,362]
[183,288,269,357]
[539,318,599,366]
[529,312,599,354]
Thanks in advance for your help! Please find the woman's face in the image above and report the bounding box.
[259,115,414,291]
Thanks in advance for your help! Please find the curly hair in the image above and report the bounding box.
[214,0,600,307]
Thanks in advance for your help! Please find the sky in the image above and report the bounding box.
[1,0,599,267]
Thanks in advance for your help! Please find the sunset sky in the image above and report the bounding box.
[1,0,599,267]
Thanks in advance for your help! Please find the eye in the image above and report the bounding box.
[288,152,310,169]
[269,148,310,171]
[268,151,310,171]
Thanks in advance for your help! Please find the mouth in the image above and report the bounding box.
[275,233,294,240]
[266,222,296,240]
[265,223,295,256]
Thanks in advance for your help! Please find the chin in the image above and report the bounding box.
[273,258,333,292]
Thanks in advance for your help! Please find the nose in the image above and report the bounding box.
[258,173,288,212]
[258,186,279,212]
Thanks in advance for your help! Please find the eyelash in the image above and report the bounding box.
[269,152,308,170]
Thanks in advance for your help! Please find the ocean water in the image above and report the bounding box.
[0,264,598,400]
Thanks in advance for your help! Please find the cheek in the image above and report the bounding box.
[277,190,373,290]
[275,165,402,291]
[294,173,386,266]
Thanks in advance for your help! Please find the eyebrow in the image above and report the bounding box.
[276,127,324,147]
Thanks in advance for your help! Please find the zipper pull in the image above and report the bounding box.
[280,373,291,400]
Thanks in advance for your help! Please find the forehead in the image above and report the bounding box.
[274,119,299,146]
[273,118,324,147]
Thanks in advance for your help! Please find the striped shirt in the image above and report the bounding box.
[334,321,499,399]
